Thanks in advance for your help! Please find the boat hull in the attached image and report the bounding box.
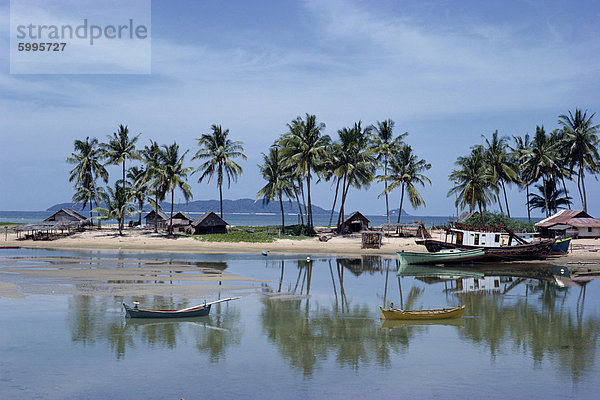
[123,303,211,319]
[379,305,465,320]
[549,237,571,255]
[415,239,555,261]
[397,249,485,265]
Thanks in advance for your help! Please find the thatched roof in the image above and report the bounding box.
[44,208,87,222]
[144,209,169,221]
[191,211,228,227]
[15,221,80,231]
[172,211,194,222]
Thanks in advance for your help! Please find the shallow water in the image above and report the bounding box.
[1,249,599,399]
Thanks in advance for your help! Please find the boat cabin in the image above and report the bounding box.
[449,228,511,248]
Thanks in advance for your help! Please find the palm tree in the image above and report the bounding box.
[481,130,518,218]
[370,119,407,224]
[511,133,533,222]
[557,109,600,212]
[126,166,148,226]
[158,143,193,235]
[193,125,246,218]
[334,122,375,228]
[66,137,108,224]
[383,145,431,224]
[93,183,136,236]
[279,114,330,227]
[524,126,558,217]
[256,146,295,232]
[141,140,168,233]
[528,179,572,217]
[448,147,495,226]
[101,124,141,190]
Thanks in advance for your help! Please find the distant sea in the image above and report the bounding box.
[0,210,457,228]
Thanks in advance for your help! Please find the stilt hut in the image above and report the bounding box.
[191,212,228,235]
[338,211,370,234]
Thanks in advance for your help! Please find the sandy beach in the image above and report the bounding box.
[2,227,600,261]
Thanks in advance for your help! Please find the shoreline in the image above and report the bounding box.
[2,228,600,262]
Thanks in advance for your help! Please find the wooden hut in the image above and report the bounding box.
[144,210,169,230]
[536,210,600,238]
[338,211,370,234]
[44,209,89,226]
[191,212,228,235]
[171,211,195,233]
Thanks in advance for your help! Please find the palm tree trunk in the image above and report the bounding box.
[501,180,510,218]
[384,158,390,225]
[337,173,348,228]
[526,183,531,223]
[299,179,307,224]
[328,177,341,228]
[560,176,571,210]
[581,166,587,212]
[294,187,304,225]
[279,193,285,233]
[219,182,223,218]
[121,160,126,230]
[138,198,143,226]
[169,189,174,235]
[307,162,313,227]
[543,176,550,218]
[478,201,484,226]
[397,183,405,224]
[497,192,504,215]
[154,190,159,233]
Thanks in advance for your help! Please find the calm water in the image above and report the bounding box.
[1,249,599,399]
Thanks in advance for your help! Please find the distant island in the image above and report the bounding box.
[47,198,411,217]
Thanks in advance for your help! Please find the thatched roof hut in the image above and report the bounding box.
[44,209,88,225]
[171,211,195,233]
[338,211,370,234]
[144,210,169,230]
[191,212,228,235]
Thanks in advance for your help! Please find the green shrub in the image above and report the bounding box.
[463,211,537,232]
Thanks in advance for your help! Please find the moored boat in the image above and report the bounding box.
[549,237,571,255]
[415,223,555,261]
[379,305,465,320]
[397,248,485,265]
[123,297,239,319]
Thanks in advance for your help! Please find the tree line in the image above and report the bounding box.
[67,115,431,235]
[449,109,600,225]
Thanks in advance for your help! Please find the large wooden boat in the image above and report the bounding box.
[397,248,485,265]
[415,223,555,261]
[379,305,465,320]
[123,297,239,319]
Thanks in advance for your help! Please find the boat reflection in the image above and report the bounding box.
[381,318,464,329]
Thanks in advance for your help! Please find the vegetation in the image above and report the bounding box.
[449,108,600,219]
[463,211,537,233]
[193,225,313,243]
[193,124,246,218]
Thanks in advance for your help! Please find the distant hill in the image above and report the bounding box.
[47,199,411,216]
[47,198,331,215]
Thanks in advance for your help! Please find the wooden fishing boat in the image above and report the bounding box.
[415,223,555,261]
[123,297,239,319]
[397,248,485,265]
[379,305,465,320]
[549,237,571,255]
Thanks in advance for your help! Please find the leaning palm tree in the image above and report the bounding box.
[158,143,194,235]
[93,183,136,236]
[557,109,600,212]
[256,146,295,232]
[101,124,141,190]
[370,119,407,224]
[126,166,149,226]
[141,140,168,233]
[448,147,495,226]
[66,137,108,224]
[279,114,330,227]
[193,125,246,218]
[481,130,518,218]
[383,145,431,224]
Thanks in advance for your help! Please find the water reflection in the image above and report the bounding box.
[67,294,242,361]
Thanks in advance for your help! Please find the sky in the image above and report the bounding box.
[1,0,599,218]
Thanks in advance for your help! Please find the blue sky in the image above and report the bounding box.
[1,0,599,217]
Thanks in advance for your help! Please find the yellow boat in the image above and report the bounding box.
[379,305,465,320]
